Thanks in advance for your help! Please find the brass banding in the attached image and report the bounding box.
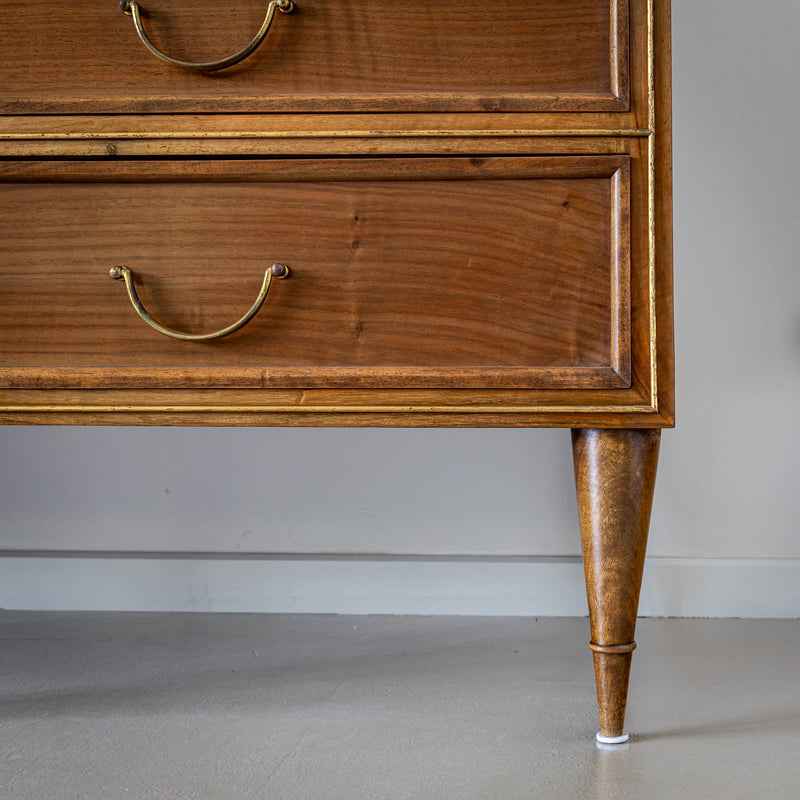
[0,405,658,415]
[0,129,652,141]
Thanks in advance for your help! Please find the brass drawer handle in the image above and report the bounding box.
[118,0,295,72]
[109,264,290,341]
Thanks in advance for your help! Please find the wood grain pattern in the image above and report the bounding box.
[0,0,628,114]
[0,135,635,159]
[572,428,661,739]
[0,156,631,390]
[0,112,650,138]
[0,383,666,429]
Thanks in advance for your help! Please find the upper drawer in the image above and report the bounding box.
[0,0,629,114]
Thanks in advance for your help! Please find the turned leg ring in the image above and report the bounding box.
[589,641,637,655]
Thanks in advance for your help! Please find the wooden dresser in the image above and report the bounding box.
[0,0,673,745]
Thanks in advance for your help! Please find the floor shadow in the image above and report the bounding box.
[634,708,800,741]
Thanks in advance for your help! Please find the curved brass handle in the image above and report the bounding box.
[118,0,295,72]
[109,264,290,341]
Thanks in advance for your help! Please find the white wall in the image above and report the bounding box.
[2,0,799,617]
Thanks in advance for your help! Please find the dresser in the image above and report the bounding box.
[0,0,673,745]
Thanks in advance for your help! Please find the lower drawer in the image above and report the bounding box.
[0,156,630,391]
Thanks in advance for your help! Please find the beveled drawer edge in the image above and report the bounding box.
[2,95,632,117]
[0,367,631,392]
[0,153,629,181]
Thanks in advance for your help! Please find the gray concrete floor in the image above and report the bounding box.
[1,613,798,799]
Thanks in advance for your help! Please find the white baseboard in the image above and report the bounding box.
[0,555,798,618]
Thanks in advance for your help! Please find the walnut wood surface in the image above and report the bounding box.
[0,134,637,159]
[0,1,672,429]
[0,134,666,425]
[572,428,660,739]
[0,156,631,391]
[0,383,665,428]
[0,0,628,114]
[653,0,675,425]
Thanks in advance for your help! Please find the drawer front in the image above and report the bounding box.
[0,156,630,390]
[0,0,628,114]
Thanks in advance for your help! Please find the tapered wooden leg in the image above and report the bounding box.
[571,428,661,744]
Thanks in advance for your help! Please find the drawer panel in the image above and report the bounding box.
[0,156,630,390]
[0,0,628,114]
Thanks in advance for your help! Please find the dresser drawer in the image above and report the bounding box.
[0,0,629,114]
[0,156,631,391]
[0,2,673,747]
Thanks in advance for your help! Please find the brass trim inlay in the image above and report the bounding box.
[647,0,658,411]
[110,263,289,341]
[119,0,294,72]
[0,129,653,141]
[0,405,658,415]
